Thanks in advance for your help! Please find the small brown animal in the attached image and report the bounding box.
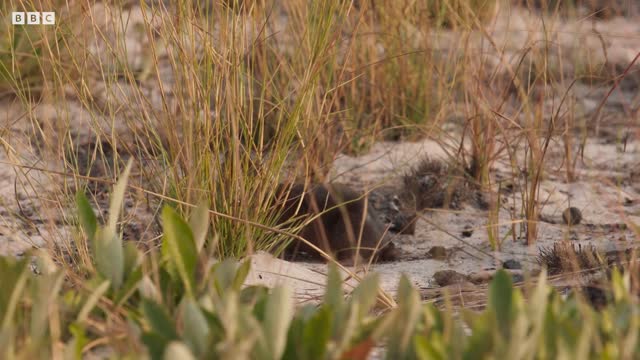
[274,183,396,262]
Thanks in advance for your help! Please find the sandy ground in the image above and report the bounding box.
[1,3,639,303]
[245,134,640,301]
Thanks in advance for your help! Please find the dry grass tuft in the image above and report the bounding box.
[402,157,471,210]
[538,242,605,275]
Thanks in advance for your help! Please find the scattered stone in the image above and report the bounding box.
[421,282,481,306]
[469,270,525,284]
[461,225,473,238]
[474,191,490,210]
[427,246,447,260]
[562,207,583,226]
[538,214,557,224]
[511,273,525,283]
[584,223,627,233]
[433,270,468,287]
[499,180,515,194]
[468,271,494,284]
[502,259,522,270]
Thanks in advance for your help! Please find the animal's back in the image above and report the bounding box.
[274,183,394,261]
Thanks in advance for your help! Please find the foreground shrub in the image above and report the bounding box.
[2,164,639,359]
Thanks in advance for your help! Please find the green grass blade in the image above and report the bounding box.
[142,299,179,341]
[189,202,210,252]
[94,227,124,289]
[108,159,133,234]
[76,192,97,243]
[181,298,209,356]
[0,258,29,330]
[263,286,293,360]
[162,206,197,297]
[164,341,196,360]
[76,280,111,324]
[489,270,514,340]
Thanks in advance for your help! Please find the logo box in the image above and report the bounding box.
[11,12,25,24]
[27,12,40,24]
[42,12,55,25]
[11,12,55,25]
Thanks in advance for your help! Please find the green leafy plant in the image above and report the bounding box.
[6,79,640,360]
[3,163,640,358]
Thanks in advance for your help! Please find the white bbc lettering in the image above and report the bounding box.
[11,11,55,25]
[27,12,40,25]
[12,12,25,25]
[42,12,55,25]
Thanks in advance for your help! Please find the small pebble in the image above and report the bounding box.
[468,271,494,284]
[461,225,473,237]
[427,246,447,260]
[433,270,468,286]
[475,192,490,210]
[468,270,525,284]
[562,207,582,226]
[503,259,522,270]
[512,273,525,283]
[500,181,515,193]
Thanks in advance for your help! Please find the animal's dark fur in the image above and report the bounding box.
[274,183,396,262]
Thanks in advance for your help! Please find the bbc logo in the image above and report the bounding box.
[12,12,55,25]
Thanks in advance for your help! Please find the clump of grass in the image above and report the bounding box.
[402,156,470,210]
[3,0,567,259]
[121,0,505,257]
[333,0,499,147]
[38,0,355,259]
[537,242,605,275]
